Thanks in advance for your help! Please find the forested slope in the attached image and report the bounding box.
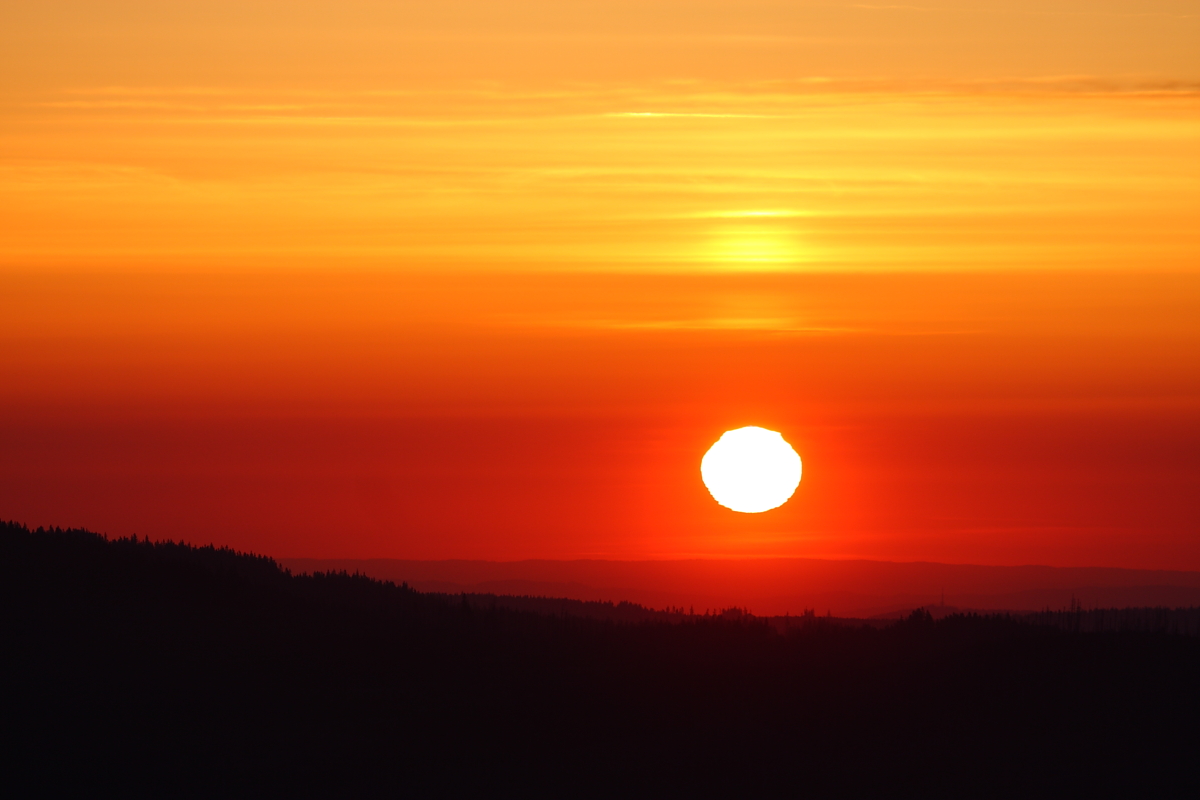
[4,521,1198,797]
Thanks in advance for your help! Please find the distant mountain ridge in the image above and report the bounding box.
[280,557,1200,617]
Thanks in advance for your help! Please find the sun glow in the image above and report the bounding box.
[701,427,802,514]
[702,224,806,271]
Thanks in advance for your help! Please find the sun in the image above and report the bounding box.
[701,427,802,513]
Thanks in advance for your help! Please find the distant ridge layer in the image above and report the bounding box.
[281,556,1200,618]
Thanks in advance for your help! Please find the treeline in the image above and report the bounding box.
[4,520,1199,797]
[446,592,691,622]
[449,594,776,624]
[436,590,1200,636]
[1015,604,1200,636]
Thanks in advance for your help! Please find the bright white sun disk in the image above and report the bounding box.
[701,427,802,513]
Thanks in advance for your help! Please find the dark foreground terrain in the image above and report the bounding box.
[4,521,1199,797]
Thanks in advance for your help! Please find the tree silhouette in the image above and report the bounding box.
[3,519,1199,797]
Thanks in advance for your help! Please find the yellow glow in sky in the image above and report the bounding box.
[1,1,1197,275]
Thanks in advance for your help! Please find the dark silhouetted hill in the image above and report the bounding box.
[281,555,1200,617]
[5,520,1200,797]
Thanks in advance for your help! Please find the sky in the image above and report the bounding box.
[2,1,1198,568]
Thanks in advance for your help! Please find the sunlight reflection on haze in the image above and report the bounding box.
[705,223,807,271]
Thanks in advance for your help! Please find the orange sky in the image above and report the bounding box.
[1,2,1198,567]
